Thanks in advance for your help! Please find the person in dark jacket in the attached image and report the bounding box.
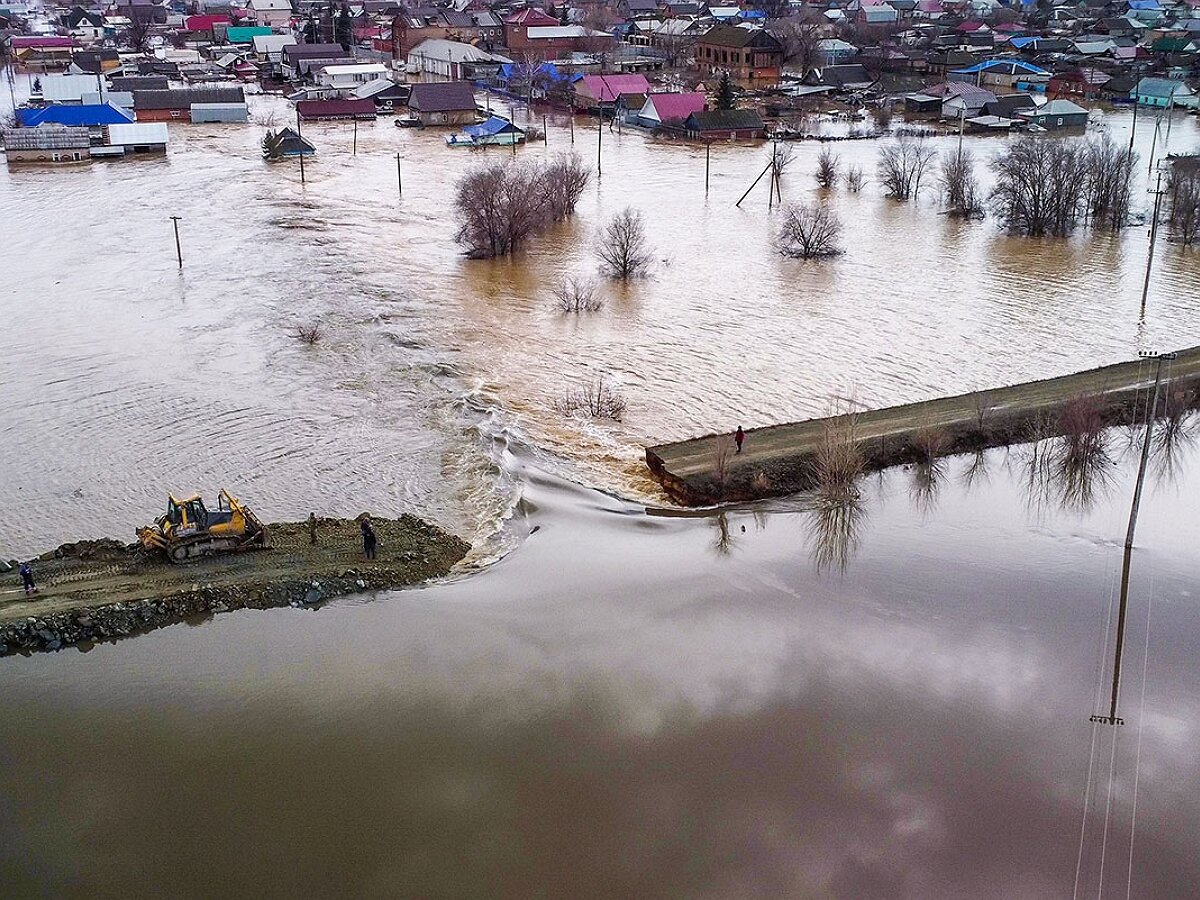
[19,562,36,596]
[360,516,377,561]
[735,426,745,454]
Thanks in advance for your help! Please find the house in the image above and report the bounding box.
[683,109,764,139]
[133,87,247,121]
[982,94,1036,118]
[353,77,410,111]
[65,8,106,43]
[390,9,504,60]
[317,62,389,89]
[446,115,525,147]
[574,74,652,111]
[247,0,292,28]
[296,98,378,120]
[1132,76,1199,107]
[184,13,231,36]
[405,39,510,81]
[3,125,91,163]
[19,102,134,128]
[503,6,558,50]
[1048,67,1111,98]
[948,58,1050,88]
[68,49,121,75]
[856,3,900,25]
[10,36,76,71]
[226,26,274,45]
[275,127,316,156]
[934,82,997,118]
[282,43,352,81]
[191,101,252,123]
[1018,98,1089,128]
[694,24,784,82]
[637,92,707,128]
[407,80,478,125]
[802,64,876,91]
[252,33,297,65]
[103,122,169,154]
[815,39,860,65]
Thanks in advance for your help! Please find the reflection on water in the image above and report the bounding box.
[2,441,1199,897]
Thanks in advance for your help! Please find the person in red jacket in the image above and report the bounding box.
[735,426,745,454]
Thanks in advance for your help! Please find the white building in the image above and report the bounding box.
[252,33,297,63]
[405,39,510,80]
[317,62,390,89]
[247,0,293,28]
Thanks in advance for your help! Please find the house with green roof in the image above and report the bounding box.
[1132,76,1198,107]
[226,26,273,44]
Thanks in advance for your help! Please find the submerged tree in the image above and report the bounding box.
[335,2,353,50]
[877,136,936,201]
[815,146,840,189]
[939,148,984,219]
[596,208,653,279]
[1082,134,1136,230]
[1167,160,1200,245]
[777,203,842,259]
[261,130,284,160]
[454,154,591,258]
[990,137,1088,236]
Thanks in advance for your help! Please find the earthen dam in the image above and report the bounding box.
[646,347,1200,506]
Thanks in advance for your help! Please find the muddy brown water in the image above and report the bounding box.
[3,76,1200,896]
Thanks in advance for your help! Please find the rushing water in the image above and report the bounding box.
[2,80,1199,556]
[3,73,1200,896]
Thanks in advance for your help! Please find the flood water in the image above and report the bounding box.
[3,74,1200,896]
[3,430,1200,897]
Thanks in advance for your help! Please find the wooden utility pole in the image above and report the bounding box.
[705,141,711,194]
[1140,166,1166,318]
[169,216,182,267]
[353,118,357,155]
[1091,351,1175,727]
[299,147,306,183]
[396,152,403,196]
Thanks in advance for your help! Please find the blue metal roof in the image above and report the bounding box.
[952,59,1050,75]
[463,115,522,138]
[20,103,135,127]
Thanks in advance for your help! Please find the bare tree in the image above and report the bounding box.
[555,377,627,421]
[815,146,840,189]
[771,18,823,70]
[990,137,1088,236]
[1082,134,1135,230]
[877,136,936,201]
[454,155,589,258]
[552,276,602,313]
[596,208,652,279]
[845,165,865,192]
[939,148,984,219]
[875,103,893,132]
[541,152,591,221]
[1167,159,1200,245]
[777,203,843,259]
[296,323,323,345]
[122,15,153,53]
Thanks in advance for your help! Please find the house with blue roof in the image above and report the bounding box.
[446,115,525,147]
[19,102,135,128]
[1132,76,1199,108]
[948,58,1050,88]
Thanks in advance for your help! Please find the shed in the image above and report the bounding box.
[227,26,273,44]
[105,122,169,153]
[683,109,765,140]
[191,103,250,123]
[1017,98,1089,128]
[296,98,378,120]
[272,127,315,156]
[19,103,134,127]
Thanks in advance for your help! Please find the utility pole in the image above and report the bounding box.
[396,152,402,196]
[299,147,306,183]
[1140,165,1166,318]
[295,107,302,138]
[597,106,602,175]
[705,140,711,194]
[169,216,183,267]
[1091,351,1176,727]
[352,118,357,155]
[958,106,965,158]
[543,114,547,145]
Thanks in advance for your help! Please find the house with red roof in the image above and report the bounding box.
[185,14,231,36]
[11,36,76,70]
[636,92,706,128]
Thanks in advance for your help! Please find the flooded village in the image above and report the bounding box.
[2,0,1200,895]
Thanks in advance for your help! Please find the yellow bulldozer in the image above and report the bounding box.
[137,489,269,563]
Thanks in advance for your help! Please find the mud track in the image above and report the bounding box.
[0,516,470,657]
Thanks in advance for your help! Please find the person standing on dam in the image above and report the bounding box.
[360,516,377,561]
[19,562,36,596]
[735,426,745,454]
